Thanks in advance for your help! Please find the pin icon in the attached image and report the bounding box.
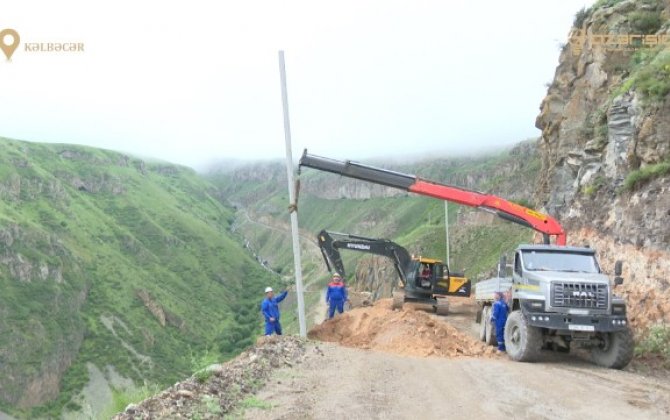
[0,29,20,61]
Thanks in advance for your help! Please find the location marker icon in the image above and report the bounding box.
[0,29,20,61]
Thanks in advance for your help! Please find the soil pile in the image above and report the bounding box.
[308,299,496,358]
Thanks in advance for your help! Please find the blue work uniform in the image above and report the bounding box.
[491,299,509,351]
[261,291,288,335]
[326,280,348,319]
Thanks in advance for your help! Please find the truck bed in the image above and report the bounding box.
[474,277,513,302]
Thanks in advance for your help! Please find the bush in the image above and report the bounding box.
[593,0,624,9]
[622,160,670,191]
[100,385,161,418]
[635,324,670,366]
[582,176,605,196]
[574,7,589,28]
[630,11,662,35]
[613,48,670,102]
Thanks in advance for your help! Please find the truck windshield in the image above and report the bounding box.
[521,251,599,273]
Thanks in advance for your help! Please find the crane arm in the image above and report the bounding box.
[317,230,412,286]
[301,151,567,245]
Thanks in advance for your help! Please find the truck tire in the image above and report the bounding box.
[485,308,497,346]
[479,308,487,342]
[435,298,449,315]
[591,327,634,369]
[392,292,404,310]
[505,310,542,362]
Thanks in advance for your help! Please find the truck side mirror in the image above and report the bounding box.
[614,260,623,286]
[498,255,507,278]
[614,260,623,276]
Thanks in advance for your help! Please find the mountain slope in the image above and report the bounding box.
[535,0,670,333]
[0,138,276,418]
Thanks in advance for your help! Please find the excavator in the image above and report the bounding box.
[317,229,471,314]
[298,151,566,245]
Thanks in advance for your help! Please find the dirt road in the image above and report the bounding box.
[245,299,670,420]
[244,342,670,420]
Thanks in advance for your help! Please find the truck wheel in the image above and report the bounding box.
[435,298,449,315]
[478,308,487,342]
[591,327,634,369]
[505,310,542,362]
[485,308,497,346]
[392,292,404,310]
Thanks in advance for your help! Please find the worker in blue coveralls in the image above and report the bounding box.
[326,273,349,319]
[491,291,509,351]
[261,286,288,335]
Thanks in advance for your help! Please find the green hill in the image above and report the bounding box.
[0,138,278,418]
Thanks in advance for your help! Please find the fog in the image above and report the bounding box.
[1,0,594,168]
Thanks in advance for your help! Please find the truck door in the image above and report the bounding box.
[513,252,524,285]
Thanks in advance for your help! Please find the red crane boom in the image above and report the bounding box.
[298,150,567,246]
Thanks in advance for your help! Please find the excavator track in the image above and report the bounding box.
[434,298,449,315]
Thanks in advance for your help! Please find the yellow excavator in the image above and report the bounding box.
[317,230,471,315]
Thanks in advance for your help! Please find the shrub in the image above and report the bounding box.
[630,11,662,35]
[593,0,624,9]
[100,385,161,418]
[582,176,605,196]
[613,48,670,102]
[574,7,589,28]
[622,160,670,191]
[635,324,670,366]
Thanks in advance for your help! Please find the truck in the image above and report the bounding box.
[298,150,633,369]
[475,247,632,369]
[317,229,471,314]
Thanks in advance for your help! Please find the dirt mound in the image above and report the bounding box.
[308,299,496,358]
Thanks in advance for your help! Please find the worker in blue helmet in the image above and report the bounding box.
[491,291,509,351]
[261,286,288,335]
[326,272,349,319]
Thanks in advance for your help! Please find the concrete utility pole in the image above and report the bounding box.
[278,50,307,337]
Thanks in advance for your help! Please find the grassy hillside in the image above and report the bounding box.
[0,138,278,418]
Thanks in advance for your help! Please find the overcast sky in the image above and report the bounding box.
[1,0,594,169]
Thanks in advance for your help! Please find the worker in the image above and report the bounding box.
[326,273,348,319]
[491,291,509,352]
[261,286,288,335]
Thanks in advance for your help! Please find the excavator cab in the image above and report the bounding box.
[406,257,471,298]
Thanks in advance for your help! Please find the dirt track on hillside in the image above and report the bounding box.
[245,299,670,420]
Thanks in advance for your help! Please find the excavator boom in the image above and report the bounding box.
[300,151,567,245]
[317,230,411,286]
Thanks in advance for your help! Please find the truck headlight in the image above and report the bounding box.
[530,301,544,310]
[612,305,626,315]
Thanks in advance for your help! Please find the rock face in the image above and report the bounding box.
[535,0,670,329]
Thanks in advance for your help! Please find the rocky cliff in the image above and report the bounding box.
[536,0,670,331]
